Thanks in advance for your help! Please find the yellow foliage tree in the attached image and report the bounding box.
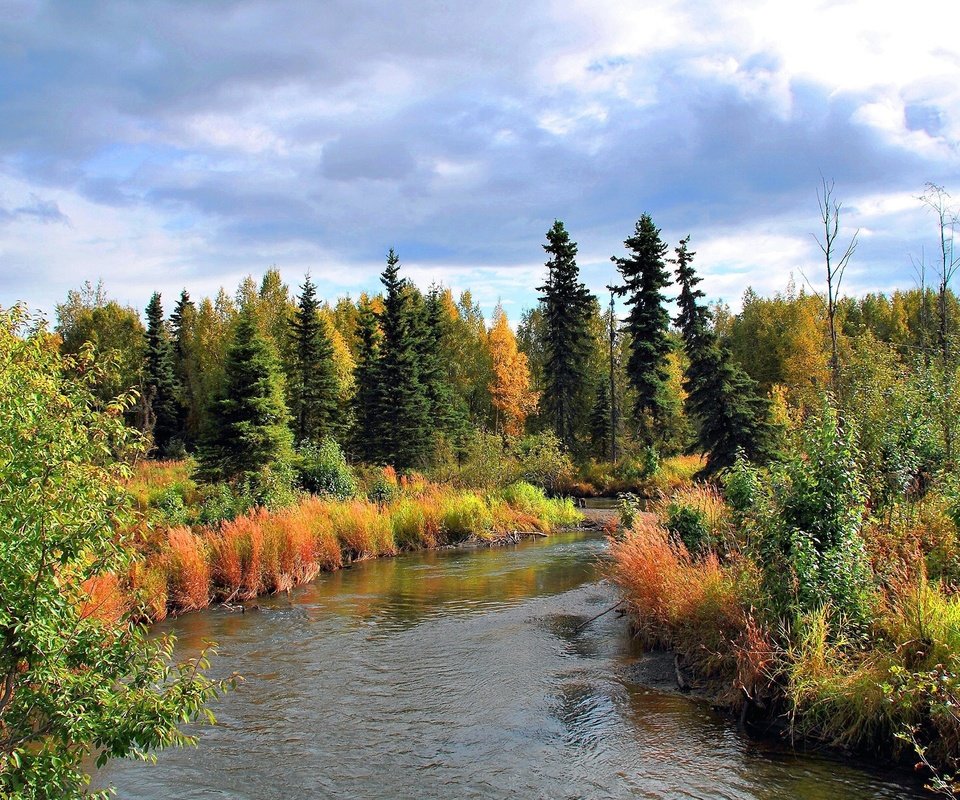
[488,305,539,437]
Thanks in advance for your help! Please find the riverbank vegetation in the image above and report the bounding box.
[4,181,959,795]
[123,459,580,620]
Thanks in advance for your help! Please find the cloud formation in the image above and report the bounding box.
[1,0,958,319]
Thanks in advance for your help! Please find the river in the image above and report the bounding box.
[93,528,927,799]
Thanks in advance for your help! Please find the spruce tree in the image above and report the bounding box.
[170,289,196,447]
[589,378,612,459]
[611,214,672,446]
[538,220,595,451]
[143,292,180,457]
[419,286,468,445]
[197,308,293,482]
[374,250,432,470]
[672,237,775,474]
[352,297,382,462]
[289,274,339,443]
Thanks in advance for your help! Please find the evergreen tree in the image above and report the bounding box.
[197,308,293,482]
[538,220,596,451]
[611,214,672,446]
[374,250,432,469]
[143,292,181,457]
[170,289,196,447]
[289,274,339,443]
[420,286,469,445]
[673,237,775,473]
[352,297,382,462]
[589,378,612,459]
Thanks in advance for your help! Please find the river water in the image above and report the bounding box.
[94,529,927,799]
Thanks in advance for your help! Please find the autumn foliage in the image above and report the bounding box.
[488,305,539,437]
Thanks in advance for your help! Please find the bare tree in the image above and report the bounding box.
[808,178,858,396]
[920,183,960,364]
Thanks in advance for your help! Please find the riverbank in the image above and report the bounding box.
[607,477,960,794]
[85,475,584,623]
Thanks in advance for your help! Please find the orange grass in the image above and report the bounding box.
[79,573,128,624]
[105,483,576,618]
[167,526,211,612]
[609,517,763,698]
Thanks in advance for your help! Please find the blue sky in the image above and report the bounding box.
[1,0,959,323]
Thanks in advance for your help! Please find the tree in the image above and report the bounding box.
[488,305,538,437]
[143,293,181,457]
[351,297,382,462]
[169,289,197,447]
[589,378,612,459]
[419,287,468,445]
[538,220,595,450]
[197,308,293,482]
[610,214,672,446]
[55,283,145,411]
[0,306,229,798]
[920,183,960,365]
[673,237,775,473]
[373,250,432,469]
[289,275,339,443]
[806,178,858,396]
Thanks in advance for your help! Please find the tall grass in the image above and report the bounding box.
[90,480,582,619]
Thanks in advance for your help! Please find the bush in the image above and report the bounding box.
[659,484,732,555]
[295,438,357,499]
[515,432,573,493]
[441,493,494,540]
[363,466,400,506]
[150,484,191,526]
[751,403,875,634]
[456,430,515,489]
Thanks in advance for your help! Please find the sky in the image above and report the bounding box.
[1,0,959,324]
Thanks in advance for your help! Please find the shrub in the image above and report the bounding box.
[658,484,732,555]
[441,493,494,540]
[457,429,515,489]
[295,438,357,499]
[515,431,573,493]
[617,492,644,532]
[150,484,191,526]
[362,466,400,506]
[749,403,875,634]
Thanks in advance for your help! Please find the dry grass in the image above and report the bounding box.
[167,526,211,612]
[79,573,128,624]
[608,516,768,703]
[100,481,578,618]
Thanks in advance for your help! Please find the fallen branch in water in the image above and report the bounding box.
[573,599,625,633]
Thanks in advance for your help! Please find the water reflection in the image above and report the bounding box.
[94,530,926,800]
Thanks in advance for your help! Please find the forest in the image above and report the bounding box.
[3,186,960,797]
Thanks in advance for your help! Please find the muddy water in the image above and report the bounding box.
[94,530,926,799]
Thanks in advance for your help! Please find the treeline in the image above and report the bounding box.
[55,215,779,484]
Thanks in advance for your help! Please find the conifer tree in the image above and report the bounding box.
[197,308,293,482]
[538,220,595,451]
[611,214,672,446]
[673,237,775,473]
[374,250,432,469]
[419,286,469,444]
[352,297,382,462]
[170,289,196,446]
[289,274,339,443]
[144,292,180,457]
[589,379,612,459]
